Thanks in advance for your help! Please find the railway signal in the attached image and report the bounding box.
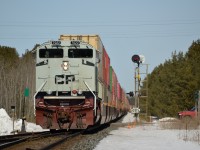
[131,54,148,120]
[132,54,145,67]
[127,91,134,97]
[132,55,140,66]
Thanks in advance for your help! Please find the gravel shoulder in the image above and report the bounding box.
[53,121,129,150]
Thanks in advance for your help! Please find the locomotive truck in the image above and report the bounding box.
[34,35,130,130]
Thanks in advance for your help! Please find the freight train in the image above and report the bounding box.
[34,35,130,130]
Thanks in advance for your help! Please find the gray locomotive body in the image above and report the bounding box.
[34,35,130,130]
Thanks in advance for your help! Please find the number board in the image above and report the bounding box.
[51,41,61,45]
[71,41,80,47]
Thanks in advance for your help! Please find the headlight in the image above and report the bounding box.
[72,90,77,94]
[63,61,68,71]
[78,89,83,95]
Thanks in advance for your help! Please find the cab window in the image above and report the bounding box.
[68,49,93,58]
[39,49,63,58]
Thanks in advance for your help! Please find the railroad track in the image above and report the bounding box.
[0,130,83,150]
[0,127,106,150]
[0,131,50,141]
[0,131,49,147]
[40,131,84,150]
[0,121,118,150]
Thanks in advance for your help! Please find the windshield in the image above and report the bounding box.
[39,49,63,58]
[68,49,93,58]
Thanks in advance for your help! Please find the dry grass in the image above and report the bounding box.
[159,118,199,129]
[159,117,200,144]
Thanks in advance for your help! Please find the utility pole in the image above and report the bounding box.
[197,90,200,119]
[134,66,141,109]
[134,68,137,108]
[194,90,200,119]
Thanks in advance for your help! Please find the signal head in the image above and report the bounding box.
[132,55,140,66]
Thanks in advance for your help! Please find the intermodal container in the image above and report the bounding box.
[121,88,126,104]
[109,66,113,91]
[60,34,102,51]
[125,97,130,111]
[111,69,118,107]
[107,90,112,106]
[60,34,112,88]
[116,83,122,109]
[103,47,110,88]
[117,83,122,100]
[59,34,104,82]
[103,84,108,103]
[113,69,118,95]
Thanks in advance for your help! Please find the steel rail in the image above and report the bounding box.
[39,131,84,150]
[0,131,65,149]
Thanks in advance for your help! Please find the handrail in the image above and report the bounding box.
[33,81,47,116]
[83,81,97,116]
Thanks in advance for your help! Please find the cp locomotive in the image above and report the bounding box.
[34,35,130,130]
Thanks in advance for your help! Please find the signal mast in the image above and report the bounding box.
[130,54,148,120]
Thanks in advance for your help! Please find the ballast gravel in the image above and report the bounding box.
[56,123,128,150]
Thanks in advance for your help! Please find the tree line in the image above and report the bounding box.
[0,46,35,121]
[140,39,200,118]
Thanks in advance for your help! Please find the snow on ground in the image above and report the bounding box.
[121,112,136,123]
[159,117,178,122]
[0,108,44,135]
[1,109,200,149]
[94,112,200,150]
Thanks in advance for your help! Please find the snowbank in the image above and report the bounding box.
[0,108,45,135]
[122,113,179,123]
[159,117,178,122]
[0,108,13,135]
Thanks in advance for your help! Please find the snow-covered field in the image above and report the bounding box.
[94,113,200,150]
[94,125,200,150]
[0,108,200,150]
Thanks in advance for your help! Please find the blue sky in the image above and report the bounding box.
[1,0,200,92]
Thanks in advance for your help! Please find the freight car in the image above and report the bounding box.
[34,35,130,130]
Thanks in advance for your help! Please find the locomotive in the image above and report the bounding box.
[34,35,130,130]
